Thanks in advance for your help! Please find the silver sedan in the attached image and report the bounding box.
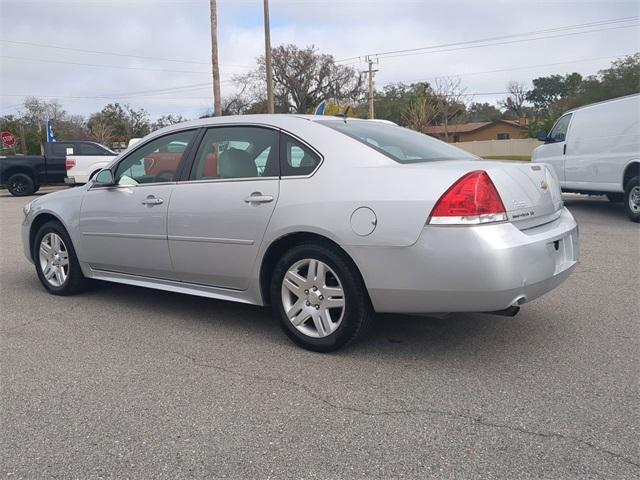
[22,115,579,351]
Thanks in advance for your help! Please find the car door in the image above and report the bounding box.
[536,113,572,184]
[168,126,280,289]
[78,129,198,279]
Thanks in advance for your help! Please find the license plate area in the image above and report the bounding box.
[549,233,578,274]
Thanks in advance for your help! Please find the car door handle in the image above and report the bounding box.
[244,194,274,204]
[141,196,163,206]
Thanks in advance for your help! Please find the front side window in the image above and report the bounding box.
[280,135,321,176]
[549,114,572,143]
[189,127,278,180]
[114,130,196,185]
[318,120,476,163]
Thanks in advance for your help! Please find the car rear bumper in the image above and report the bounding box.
[349,207,579,314]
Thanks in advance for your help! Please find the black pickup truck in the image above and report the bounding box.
[0,141,113,196]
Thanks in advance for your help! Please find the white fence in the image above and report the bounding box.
[454,138,543,157]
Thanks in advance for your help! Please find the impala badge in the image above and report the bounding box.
[540,180,549,191]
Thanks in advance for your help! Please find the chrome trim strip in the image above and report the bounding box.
[82,232,166,240]
[168,235,254,245]
[174,176,278,185]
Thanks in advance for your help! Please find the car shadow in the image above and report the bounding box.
[84,280,549,363]
[562,194,629,223]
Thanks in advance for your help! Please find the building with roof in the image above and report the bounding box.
[424,119,527,143]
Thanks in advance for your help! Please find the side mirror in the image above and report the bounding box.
[536,131,549,142]
[94,169,115,186]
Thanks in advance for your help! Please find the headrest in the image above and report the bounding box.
[218,147,257,178]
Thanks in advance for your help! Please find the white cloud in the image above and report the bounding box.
[1,0,638,119]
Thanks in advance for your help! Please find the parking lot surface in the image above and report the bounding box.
[1,187,638,479]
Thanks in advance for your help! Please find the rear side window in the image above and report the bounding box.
[280,134,321,176]
[78,143,110,155]
[549,113,572,143]
[318,120,476,163]
[189,127,279,180]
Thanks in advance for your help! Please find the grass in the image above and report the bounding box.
[481,155,531,161]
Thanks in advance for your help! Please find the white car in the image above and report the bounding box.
[532,94,640,222]
[65,142,117,185]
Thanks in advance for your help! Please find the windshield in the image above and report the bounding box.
[317,120,477,163]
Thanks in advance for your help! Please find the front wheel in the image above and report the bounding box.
[271,242,373,352]
[624,176,640,223]
[34,221,89,295]
[7,173,36,196]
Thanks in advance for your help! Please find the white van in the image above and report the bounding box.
[532,94,639,222]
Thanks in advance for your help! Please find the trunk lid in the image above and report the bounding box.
[480,160,563,229]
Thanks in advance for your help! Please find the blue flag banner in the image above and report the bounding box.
[47,120,57,142]
[314,100,326,115]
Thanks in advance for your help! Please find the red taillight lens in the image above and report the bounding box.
[65,159,76,171]
[429,170,507,225]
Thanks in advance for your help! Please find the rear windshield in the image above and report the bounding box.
[318,120,477,163]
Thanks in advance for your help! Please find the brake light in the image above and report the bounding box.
[65,159,76,171]
[428,170,507,225]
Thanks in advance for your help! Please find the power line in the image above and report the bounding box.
[0,39,251,67]
[380,24,639,61]
[336,16,639,62]
[397,53,634,84]
[0,55,224,74]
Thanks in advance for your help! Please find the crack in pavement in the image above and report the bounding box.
[176,351,640,470]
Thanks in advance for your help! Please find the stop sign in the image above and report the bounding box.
[1,131,16,147]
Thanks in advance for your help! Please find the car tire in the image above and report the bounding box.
[623,176,640,223]
[33,220,89,295]
[606,192,624,203]
[270,242,373,352]
[7,173,36,196]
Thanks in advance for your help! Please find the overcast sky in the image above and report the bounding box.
[1,0,639,120]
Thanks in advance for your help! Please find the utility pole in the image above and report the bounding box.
[210,0,222,116]
[366,56,378,119]
[263,0,274,113]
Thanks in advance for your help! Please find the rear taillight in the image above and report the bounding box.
[428,170,507,225]
[65,159,76,171]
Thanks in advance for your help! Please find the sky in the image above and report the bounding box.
[1,0,639,120]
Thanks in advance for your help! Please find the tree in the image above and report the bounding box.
[403,96,440,132]
[499,81,528,118]
[433,77,466,141]
[152,114,188,130]
[466,102,502,122]
[580,53,640,104]
[373,82,431,125]
[234,44,365,113]
[526,73,583,111]
[87,103,150,143]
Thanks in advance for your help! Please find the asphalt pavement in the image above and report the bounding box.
[1,187,638,479]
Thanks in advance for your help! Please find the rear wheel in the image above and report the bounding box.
[606,192,624,203]
[7,173,36,196]
[271,242,373,352]
[624,176,640,223]
[34,221,89,295]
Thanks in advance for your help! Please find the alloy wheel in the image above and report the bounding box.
[281,258,346,338]
[38,233,70,288]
